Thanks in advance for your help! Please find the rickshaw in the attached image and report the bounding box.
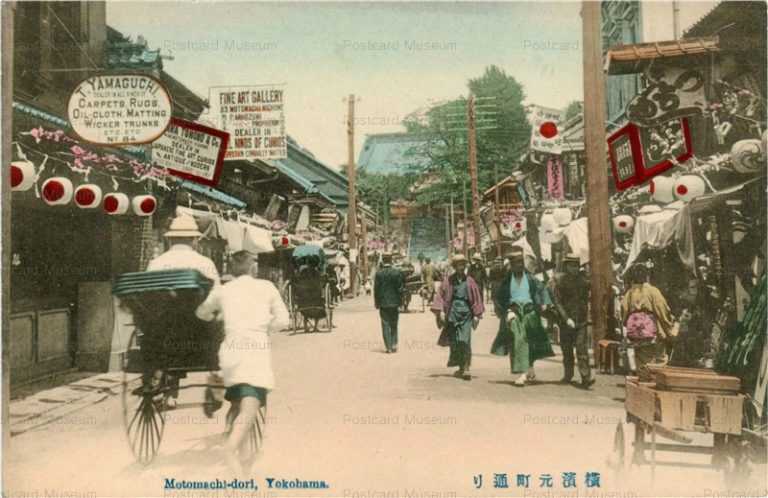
[113,269,266,465]
[285,245,334,333]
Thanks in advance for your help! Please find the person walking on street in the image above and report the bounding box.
[551,255,594,389]
[421,257,436,302]
[491,246,554,386]
[432,254,485,380]
[374,253,404,353]
[195,251,290,476]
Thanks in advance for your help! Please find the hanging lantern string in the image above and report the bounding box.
[12,139,174,190]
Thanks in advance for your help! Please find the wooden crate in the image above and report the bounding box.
[656,370,740,394]
[626,382,744,435]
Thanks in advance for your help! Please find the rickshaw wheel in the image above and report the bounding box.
[239,403,268,469]
[324,284,334,332]
[122,330,165,465]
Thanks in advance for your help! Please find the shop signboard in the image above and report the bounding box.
[208,84,287,160]
[152,118,229,187]
[67,74,172,145]
[608,118,693,191]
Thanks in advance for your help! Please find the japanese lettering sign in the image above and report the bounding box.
[208,84,287,160]
[608,118,693,191]
[152,118,230,187]
[627,64,706,126]
[67,74,172,145]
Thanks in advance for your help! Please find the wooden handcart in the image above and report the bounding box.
[613,366,752,484]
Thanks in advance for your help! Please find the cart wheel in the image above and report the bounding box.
[122,331,165,465]
[324,284,334,332]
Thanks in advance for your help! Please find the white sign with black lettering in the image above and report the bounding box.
[67,74,172,145]
[208,84,287,160]
[152,118,229,186]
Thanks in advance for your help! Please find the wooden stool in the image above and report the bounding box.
[598,339,621,374]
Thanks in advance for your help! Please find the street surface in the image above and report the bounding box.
[5,296,766,498]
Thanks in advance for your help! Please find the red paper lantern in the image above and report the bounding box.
[41,177,73,205]
[10,160,35,191]
[74,184,102,209]
[132,195,157,216]
[103,193,129,215]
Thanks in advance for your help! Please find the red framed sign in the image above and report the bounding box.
[151,118,230,187]
[608,122,643,191]
[608,117,693,191]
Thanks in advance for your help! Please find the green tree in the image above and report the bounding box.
[402,65,531,206]
[564,100,583,122]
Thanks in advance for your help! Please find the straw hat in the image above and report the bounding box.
[451,254,467,266]
[472,253,483,261]
[164,215,202,238]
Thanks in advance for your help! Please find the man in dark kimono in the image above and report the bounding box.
[551,255,594,389]
[488,256,506,313]
[374,253,404,353]
[491,246,554,386]
[432,254,485,380]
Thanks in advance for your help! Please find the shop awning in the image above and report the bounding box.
[606,36,720,75]
[623,205,695,274]
[179,180,247,209]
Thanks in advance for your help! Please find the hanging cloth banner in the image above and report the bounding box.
[546,156,564,201]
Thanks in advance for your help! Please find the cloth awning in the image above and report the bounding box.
[179,180,247,209]
[243,225,274,254]
[623,205,695,274]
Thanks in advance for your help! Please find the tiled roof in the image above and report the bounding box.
[684,1,766,39]
[357,133,429,175]
[606,37,720,75]
[105,26,162,71]
[267,143,349,208]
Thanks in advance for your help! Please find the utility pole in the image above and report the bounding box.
[462,179,469,257]
[346,94,358,297]
[2,0,14,462]
[360,201,368,280]
[467,95,482,256]
[582,2,613,352]
[493,162,502,258]
[445,204,451,258]
[450,193,456,256]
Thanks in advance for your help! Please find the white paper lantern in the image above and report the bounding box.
[650,176,675,204]
[132,195,157,216]
[10,160,36,192]
[614,215,634,233]
[731,139,764,174]
[540,213,557,232]
[41,177,73,205]
[103,192,129,215]
[673,175,706,202]
[74,184,102,209]
[553,207,572,227]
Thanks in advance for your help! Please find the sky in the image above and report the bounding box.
[107,1,716,169]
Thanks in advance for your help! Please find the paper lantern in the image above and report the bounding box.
[103,193,129,215]
[41,177,73,205]
[132,195,157,216]
[613,215,634,233]
[74,184,102,209]
[513,219,526,232]
[540,213,557,232]
[650,176,675,204]
[673,175,706,202]
[731,139,764,174]
[10,160,36,191]
[553,207,572,226]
